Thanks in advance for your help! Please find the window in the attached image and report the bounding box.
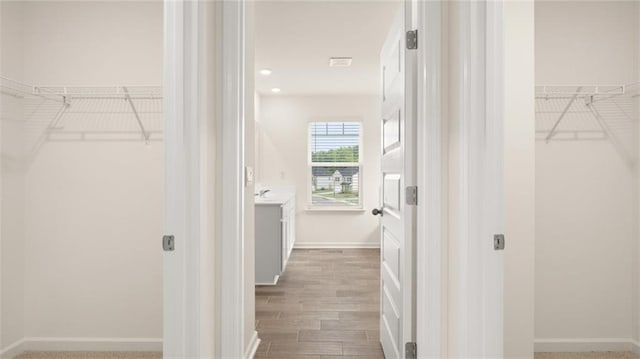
[308,122,362,208]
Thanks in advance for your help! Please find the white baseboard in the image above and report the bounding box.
[0,338,25,359]
[294,242,380,249]
[632,340,640,355]
[1,337,162,357]
[244,331,260,359]
[535,338,634,353]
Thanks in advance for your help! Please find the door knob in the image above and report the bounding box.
[372,208,383,216]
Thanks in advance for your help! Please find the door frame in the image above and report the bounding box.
[162,1,218,357]
[219,0,444,356]
[163,0,509,357]
[416,1,506,357]
[415,1,446,357]
[445,1,505,357]
[219,0,247,358]
[163,1,243,357]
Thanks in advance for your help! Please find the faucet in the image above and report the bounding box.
[258,189,271,197]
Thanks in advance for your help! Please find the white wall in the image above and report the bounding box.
[536,143,634,340]
[21,2,161,87]
[535,1,638,351]
[255,95,381,247]
[536,1,638,85]
[1,1,163,354]
[0,1,26,354]
[504,2,536,357]
[24,143,162,340]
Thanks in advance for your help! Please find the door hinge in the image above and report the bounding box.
[405,342,417,359]
[406,30,418,50]
[494,234,505,250]
[163,235,175,251]
[406,186,418,206]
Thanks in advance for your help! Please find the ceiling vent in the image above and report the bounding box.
[329,57,353,67]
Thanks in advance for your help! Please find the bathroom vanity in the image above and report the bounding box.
[255,192,296,285]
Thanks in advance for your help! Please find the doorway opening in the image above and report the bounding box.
[247,1,410,358]
[0,2,163,358]
[534,2,640,358]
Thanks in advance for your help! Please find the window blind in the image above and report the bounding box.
[310,122,360,163]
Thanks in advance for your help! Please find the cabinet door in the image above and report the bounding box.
[288,201,295,256]
[281,204,288,271]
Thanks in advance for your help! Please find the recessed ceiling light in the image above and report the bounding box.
[259,68,272,76]
[271,88,281,93]
[329,57,353,67]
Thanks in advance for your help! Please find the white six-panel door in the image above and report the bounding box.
[379,8,415,359]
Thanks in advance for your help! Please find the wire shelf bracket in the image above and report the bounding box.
[545,86,582,143]
[536,83,638,166]
[586,100,635,167]
[123,86,151,144]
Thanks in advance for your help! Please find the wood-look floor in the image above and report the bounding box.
[535,353,639,359]
[255,248,383,359]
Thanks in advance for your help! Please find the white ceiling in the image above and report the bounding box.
[254,1,402,96]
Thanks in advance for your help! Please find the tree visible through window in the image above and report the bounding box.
[309,122,362,207]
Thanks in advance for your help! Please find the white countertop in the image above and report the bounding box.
[254,191,295,205]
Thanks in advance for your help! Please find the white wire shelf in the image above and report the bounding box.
[535,83,638,166]
[0,77,66,103]
[0,76,162,157]
[38,85,162,100]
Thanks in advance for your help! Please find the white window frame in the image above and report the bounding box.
[306,120,364,211]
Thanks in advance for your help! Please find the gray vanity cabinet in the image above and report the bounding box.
[255,196,296,285]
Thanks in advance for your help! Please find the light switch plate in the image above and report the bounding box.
[245,166,254,186]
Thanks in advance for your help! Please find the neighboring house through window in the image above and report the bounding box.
[308,121,362,208]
